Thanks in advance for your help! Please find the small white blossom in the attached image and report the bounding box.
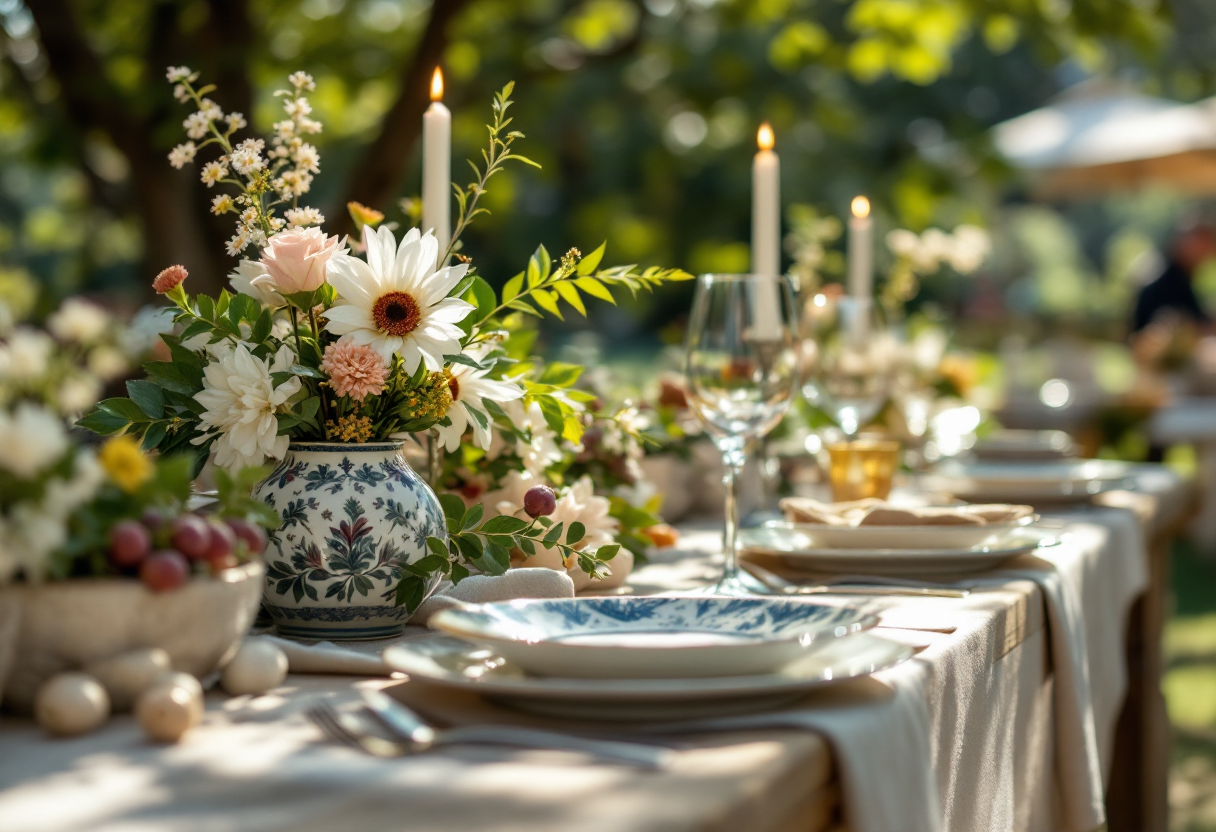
[239,206,259,226]
[292,143,320,173]
[56,374,103,415]
[284,206,324,228]
[47,298,110,343]
[283,97,311,119]
[88,344,131,379]
[166,66,192,82]
[226,230,252,257]
[0,403,69,478]
[230,137,266,176]
[273,120,295,140]
[211,194,235,215]
[267,216,286,232]
[225,112,247,131]
[167,141,197,169]
[298,117,322,134]
[288,71,315,91]
[183,111,210,140]
[200,159,228,187]
[173,83,190,103]
[0,327,54,382]
[276,169,312,197]
[198,98,223,121]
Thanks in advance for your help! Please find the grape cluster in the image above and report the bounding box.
[107,512,269,592]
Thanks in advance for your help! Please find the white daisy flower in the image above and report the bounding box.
[191,343,301,472]
[230,138,266,176]
[324,225,473,373]
[211,194,235,215]
[167,142,197,169]
[226,229,251,257]
[434,348,524,452]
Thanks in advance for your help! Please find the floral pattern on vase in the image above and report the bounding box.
[253,441,445,640]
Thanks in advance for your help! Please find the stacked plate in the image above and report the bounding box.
[742,514,1061,576]
[919,459,1133,504]
[383,596,910,720]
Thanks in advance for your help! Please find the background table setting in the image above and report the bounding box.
[0,33,1203,832]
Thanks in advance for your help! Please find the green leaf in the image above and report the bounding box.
[526,248,543,288]
[566,521,586,546]
[126,380,165,419]
[450,562,470,584]
[541,521,565,549]
[179,319,213,343]
[448,273,476,300]
[426,536,450,558]
[502,273,524,304]
[98,397,152,423]
[517,535,536,556]
[481,515,530,534]
[461,503,484,531]
[575,277,616,304]
[228,293,259,326]
[288,363,325,379]
[482,538,511,573]
[535,395,566,436]
[532,289,562,319]
[577,242,606,275]
[196,294,215,321]
[251,309,272,344]
[75,409,130,436]
[553,281,586,316]
[538,362,583,387]
[395,575,428,612]
[444,353,483,370]
[453,533,484,564]
[595,543,620,561]
[508,154,541,169]
[141,421,169,451]
[465,276,497,323]
[507,299,542,317]
[438,493,468,523]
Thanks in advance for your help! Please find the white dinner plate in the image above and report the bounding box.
[918,459,1133,503]
[382,633,912,721]
[971,430,1076,461]
[767,514,1036,551]
[741,526,1063,576]
[429,596,877,680]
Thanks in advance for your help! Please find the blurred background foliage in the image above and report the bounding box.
[0,0,1213,350]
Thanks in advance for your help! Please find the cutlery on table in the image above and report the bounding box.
[305,694,671,770]
[741,562,971,598]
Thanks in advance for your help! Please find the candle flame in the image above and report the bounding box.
[851,196,870,218]
[757,122,774,151]
[430,67,444,102]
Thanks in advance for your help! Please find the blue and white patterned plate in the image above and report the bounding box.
[429,596,878,680]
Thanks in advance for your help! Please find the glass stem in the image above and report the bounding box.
[719,438,746,583]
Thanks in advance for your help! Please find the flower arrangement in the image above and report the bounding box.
[882,224,991,311]
[81,69,691,610]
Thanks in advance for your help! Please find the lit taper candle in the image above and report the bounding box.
[751,123,780,277]
[422,67,451,263]
[848,196,872,300]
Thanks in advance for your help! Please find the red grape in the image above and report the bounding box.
[226,518,268,557]
[209,553,238,574]
[109,520,152,568]
[170,515,211,560]
[523,485,557,519]
[140,551,190,592]
[205,521,235,562]
[140,509,166,531]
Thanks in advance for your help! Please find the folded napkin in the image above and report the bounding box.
[410,568,576,625]
[257,635,392,676]
[780,497,1033,527]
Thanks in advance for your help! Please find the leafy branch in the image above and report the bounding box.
[442,82,539,264]
[394,492,619,612]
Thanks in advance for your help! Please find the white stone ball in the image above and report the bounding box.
[137,682,203,743]
[220,640,288,696]
[85,648,172,712]
[35,672,110,737]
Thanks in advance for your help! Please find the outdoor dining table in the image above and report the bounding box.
[0,465,1194,832]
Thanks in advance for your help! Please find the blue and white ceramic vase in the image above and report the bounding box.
[253,441,446,641]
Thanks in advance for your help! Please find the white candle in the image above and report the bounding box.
[848,196,872,300]
[422,67,451,264]
[751,123,780,277]
[751,123,781,333]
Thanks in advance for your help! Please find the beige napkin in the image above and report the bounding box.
[780,497,1033,527]
[409,568,575,625]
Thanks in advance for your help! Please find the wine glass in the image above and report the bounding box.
[685,274,799,595]
[800,294,894,438]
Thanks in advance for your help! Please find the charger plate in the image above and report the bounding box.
[383,633,911,721]
[742,526,1063,576]
[918,459,1132,504]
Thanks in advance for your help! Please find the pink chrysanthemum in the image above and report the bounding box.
[152,264,189,294]
[321,339,390,401]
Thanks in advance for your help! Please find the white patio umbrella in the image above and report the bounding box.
[993,82,1216,197]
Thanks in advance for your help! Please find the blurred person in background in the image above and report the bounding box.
[1131,218,1216,337]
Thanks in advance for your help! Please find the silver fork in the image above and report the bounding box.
[306,699,670,769]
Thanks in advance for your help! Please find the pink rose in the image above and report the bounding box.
[254,227,342,295]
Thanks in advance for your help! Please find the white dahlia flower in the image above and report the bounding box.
[228,258,284,307]
[192,343,301,472]
[47,298,110,343]
[324,225,473,373]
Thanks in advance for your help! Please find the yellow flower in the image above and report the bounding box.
[346,201,384,232]
[99,435,153,493]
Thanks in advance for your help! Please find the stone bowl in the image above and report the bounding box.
[1,561,264,714]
